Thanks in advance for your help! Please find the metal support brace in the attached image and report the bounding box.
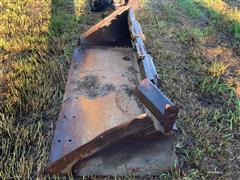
[128,8,178,132]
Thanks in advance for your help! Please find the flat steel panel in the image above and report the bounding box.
[48,47,144,168]
[73,133,177,176]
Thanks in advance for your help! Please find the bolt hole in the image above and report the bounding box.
[68,139,72,142]
[63,116,66,118]
[58,140,61,142]
[72,116,76,118]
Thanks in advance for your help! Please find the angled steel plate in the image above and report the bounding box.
[73,133,177,176]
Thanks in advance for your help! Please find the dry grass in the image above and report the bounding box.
[0,0,102,178]
[138,0,239,179]
[0,0,239,179]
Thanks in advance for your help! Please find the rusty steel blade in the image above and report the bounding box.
[47,114,155,174]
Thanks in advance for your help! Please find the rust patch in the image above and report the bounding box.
[134,79,178,133]
[122,56,132,61]
[75,75,115,99]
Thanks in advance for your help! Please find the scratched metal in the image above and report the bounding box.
[135,79,179,133]
[73,133,178,176]
[80,7,132,47]
[48,47,144,166]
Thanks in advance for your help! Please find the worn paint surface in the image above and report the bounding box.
[48,47,144,168]
[73,132,177,176]
[134,79,179,133]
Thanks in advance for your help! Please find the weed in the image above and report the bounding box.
[177,0,202,19]
[209,62,229,77]
[177,28,206,45]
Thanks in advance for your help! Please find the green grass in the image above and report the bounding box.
[198,0,240,40]
[177,0,202,19]
[1,0,240,179]
[0,0,102,178]
[177,28,206,45]
[178,0,240,41]
[139,0,239,179]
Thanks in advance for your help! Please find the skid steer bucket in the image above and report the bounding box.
[47,5,179,176]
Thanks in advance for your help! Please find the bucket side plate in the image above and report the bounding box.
[81,6,132,47]
[73,133,177,176]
